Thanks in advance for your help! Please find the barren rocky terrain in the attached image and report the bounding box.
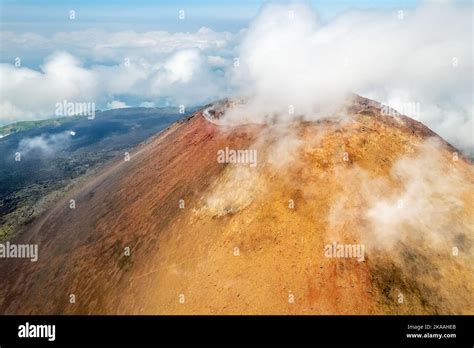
[0,96,472,314]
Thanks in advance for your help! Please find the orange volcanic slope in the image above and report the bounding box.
[0,95,473,314]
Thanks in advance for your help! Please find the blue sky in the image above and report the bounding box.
[1,0,420,34]
[0,0,472,153]
[0,0,421,68]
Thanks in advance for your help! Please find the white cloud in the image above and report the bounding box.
[0,52,97,124]
[0,28,235,125]
[0,27,234,64]
[0,2,472,154]
[106,100,129,109]
[207,55,228,67]
[225,1,473,153]
[17,131,73,156]
[139,101,155,107]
